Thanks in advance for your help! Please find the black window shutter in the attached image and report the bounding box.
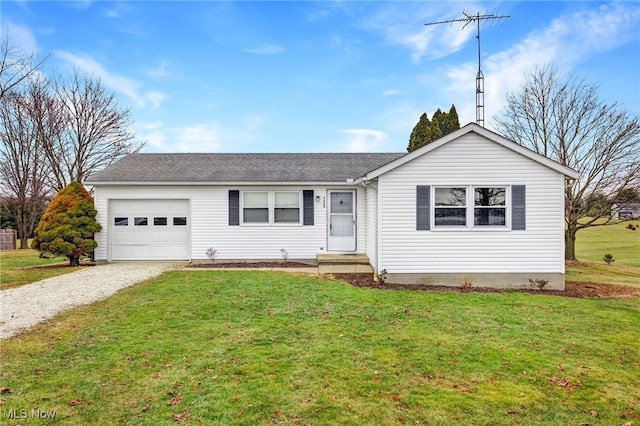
[416,185,430,230]
[512,185,526,230]
[303,190,314,225]
[229,190,240,226]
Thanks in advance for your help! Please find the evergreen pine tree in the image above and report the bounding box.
[32,182,102,266]
[408,112,432,152]
[443,104,461,135]
[408,105,461,152]
[432,108,445,134]
[430,114,443,141]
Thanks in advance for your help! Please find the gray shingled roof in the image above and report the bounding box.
[86,153,406,183]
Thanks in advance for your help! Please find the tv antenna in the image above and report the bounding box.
[425,12,510,127]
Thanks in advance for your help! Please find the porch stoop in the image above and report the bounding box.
[316,253,373,274]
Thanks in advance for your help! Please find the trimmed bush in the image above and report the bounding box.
[32,182,101,266]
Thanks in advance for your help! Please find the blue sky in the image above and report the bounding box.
[2,1,639,153]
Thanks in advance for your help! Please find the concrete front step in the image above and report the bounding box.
[316,253,370,264]
[318,264,373,274]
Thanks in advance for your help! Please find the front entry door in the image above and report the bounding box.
[328,190,356,251]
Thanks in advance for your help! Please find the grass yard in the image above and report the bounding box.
[0,249,78,289]
[1,271,638,425]
[575,221,640,268]
[566,262,640,288]
[566,220,640,287]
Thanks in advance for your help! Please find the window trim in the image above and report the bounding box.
[431,185,510,230]
[134,217,148,226]
[242,191,270,224]
[154,217,168,226]
[473,187,507,227]
[240,190,303,226]
[173,217,187,226]
[434,186,468,227]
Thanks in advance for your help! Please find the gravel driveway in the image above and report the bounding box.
[0,262,180,339]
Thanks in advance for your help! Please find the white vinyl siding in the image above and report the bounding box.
[378,132,566,274]
[92,185,368,262]
[364,183,378,271]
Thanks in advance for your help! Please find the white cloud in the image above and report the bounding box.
[328,35,361,55]
[382,89,402,96]
[442,2,640,127]
[139,122,222,152]
[4,22,38,55]
[54,50,166,109]
[175,124,221,152]
[243,44,285,55]
[146,60,169,79]
[70,1,93,11]
[340,129,387,152]
[105,2,131,18]
[359,2,479,62]
[141,131,167,152]
[55,50,142,103]
[145,90,166,109]
[142,121,165,130]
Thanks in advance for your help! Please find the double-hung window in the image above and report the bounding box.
[242,191,301,225]
[418,185,523,231]
[274,192,301,223]
[434,187,467,226]
[243,192,269,224]
[431,186,508,229]
[474,187,506,226]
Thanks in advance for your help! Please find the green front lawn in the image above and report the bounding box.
[1,271,638,425]
[0,249,78,289]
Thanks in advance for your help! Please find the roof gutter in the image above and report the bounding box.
[84,180,361,187]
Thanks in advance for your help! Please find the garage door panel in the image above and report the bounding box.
[151,232,172,243]
[109,199,190,261]
[132,232,152,243]
[172,233,189,243]
[111,230,132,243]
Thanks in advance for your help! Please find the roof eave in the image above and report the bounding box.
[85,180,359,186]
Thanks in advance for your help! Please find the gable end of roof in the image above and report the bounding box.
[360,123,580,181]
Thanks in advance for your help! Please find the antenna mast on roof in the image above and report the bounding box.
[425,11,509,127]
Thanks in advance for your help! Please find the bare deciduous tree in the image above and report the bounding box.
[494,65,640,260]
[0,33,47,101]
[0,78,54,248]
[44,69,142,190]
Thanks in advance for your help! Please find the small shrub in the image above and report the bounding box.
[603,253,615,265]
[459,278,473,290]
[206,247,219,264]
[626,223,637,231]
[32,181,101,266]
[529,278,549,290]
[279,248,289,264]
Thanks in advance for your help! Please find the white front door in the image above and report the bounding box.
[327,190,356,251]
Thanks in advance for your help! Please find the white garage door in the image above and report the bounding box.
[109,199,190,261]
